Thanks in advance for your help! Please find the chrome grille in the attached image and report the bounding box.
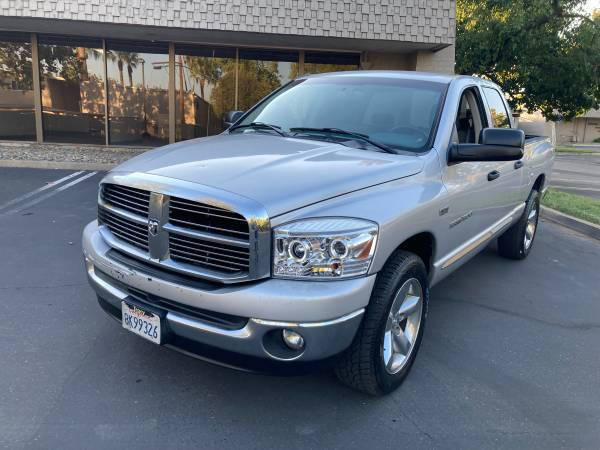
[101,184,150,217]
[98,183,255,281]
[169,196,249,239]
[169,234,250,273]
[98,207,149,251]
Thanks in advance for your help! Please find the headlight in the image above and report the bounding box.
[272,218,378,280]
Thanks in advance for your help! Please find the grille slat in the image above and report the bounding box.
[101,184,150,217]
[168,233,250,273]
[170,243,250,265]
[169,205,247,222]
[169,217,250,237]
[99,207,149,251]
[170,235,250,257]
[169,196,249,239]
[166,253,243,272]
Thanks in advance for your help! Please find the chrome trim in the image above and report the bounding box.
[435,203,526,270]
[251,308,365,328]
[163,222,250,248]
[148,192,169,260]
[98,198,147,225]
[167,312,252,339]
[98,171,272,283]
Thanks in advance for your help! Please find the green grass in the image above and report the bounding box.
[542,188,600,225]
[555,146,598,154]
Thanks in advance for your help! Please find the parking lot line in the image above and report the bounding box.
[0,171,84,212]
[3,171,98,215]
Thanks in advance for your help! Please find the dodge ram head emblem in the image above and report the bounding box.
[148,219,159,236]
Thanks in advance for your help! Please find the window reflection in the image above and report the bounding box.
[175,45,236,140]
[237,49,298,112]
[38,36,105,144]
[107,41,169,146]
[303,51,360,75]
[0,34,36,140]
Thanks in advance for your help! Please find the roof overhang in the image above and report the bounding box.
[0,17,451,54]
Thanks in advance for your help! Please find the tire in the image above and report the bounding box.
[334,250,429,396]
[498,189,540,260]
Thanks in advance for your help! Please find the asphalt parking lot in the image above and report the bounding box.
[552,153,600,200]
[1,167,599,450]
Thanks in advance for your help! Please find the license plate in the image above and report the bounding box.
[121,301,161,344]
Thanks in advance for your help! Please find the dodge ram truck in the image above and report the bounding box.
[82,71,554,395]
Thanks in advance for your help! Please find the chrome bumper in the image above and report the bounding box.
[83,221,374,364]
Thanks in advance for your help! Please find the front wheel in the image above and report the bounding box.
[334,251,429,395]
[498,189,540,260]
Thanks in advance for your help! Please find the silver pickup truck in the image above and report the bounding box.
[82,71,554,395]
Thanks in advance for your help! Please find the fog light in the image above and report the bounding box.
[282,329,305,350]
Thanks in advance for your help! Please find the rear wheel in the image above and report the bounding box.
[498,189,540,260]
[334,250,429,395]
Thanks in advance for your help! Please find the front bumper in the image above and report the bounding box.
[82,221,375,370]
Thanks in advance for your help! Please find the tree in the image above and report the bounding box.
[456,0,600,120]
[113,51,141,87]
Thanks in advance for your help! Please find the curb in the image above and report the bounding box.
[541,206,600,241]
[0,159,116,171]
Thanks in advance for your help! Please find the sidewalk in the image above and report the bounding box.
[0,141,148,170]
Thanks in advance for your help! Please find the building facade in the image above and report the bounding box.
[556,109,600,144]
[0,1,456,146]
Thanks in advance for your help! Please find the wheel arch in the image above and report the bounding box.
[390,232,436,276]
[532,174,545,192]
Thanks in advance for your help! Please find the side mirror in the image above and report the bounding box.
[449,128,525,162]
[223,110,244,128]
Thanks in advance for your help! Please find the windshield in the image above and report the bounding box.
[233,76,448,152]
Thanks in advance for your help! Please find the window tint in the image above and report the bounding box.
[483,87,511,128]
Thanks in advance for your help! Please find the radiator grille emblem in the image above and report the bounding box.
[148,219,159,236]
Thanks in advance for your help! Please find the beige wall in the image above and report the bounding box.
[414,45,455,74]
[362,45,455,74]
[557,117,600,144]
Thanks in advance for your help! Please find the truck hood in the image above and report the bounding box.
[114,133,424,217]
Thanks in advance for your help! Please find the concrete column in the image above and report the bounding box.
[168,43,175,144]
[414,45,455,74]
[30,34,43,143]
[102,39,109,146]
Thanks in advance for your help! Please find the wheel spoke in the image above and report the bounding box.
[387,353,406,373]
[528,209,537,220]
[392,329,411,355]
[398,294,421,316]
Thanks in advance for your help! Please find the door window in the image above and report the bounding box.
[455,88,486,144]
[482,87,511,128]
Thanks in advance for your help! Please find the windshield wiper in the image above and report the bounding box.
[229,122,287,137]
[289,127,394,153]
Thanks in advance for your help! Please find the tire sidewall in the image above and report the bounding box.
[373,255,429,393]
[519,190,540,258]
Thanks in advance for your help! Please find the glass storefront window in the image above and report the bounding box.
[38,35,106,144]
[237,49,298,112]
[106,41,169,146]
[175,45,237,140]
[0,32,35,141]
[303,51,360,75]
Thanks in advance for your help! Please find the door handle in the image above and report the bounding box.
[514,160,524,169]
[488,170,500,181]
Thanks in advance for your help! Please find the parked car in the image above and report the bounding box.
[82,71,554,395]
